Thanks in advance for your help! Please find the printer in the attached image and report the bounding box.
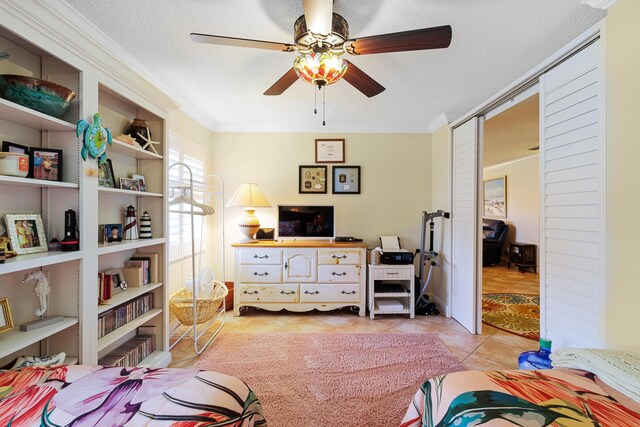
[379,236,414,265]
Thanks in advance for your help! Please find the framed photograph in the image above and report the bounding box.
[299,165,327,194]
[315,139,345,163]
[105,223,123,243]
[2,140,29,154]
[483,176,507,218]
[5,214,48,255]
[98,159,116,188]
[132,174,147,192]
[0,298,13,335]
[332,166,361,194]
[105,268,128,293]
[119,177,140,191]
[29,148,62,181]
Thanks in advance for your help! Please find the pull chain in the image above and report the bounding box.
[322,86,326,126]
[314,86,318,115]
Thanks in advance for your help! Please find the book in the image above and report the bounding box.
[132,252,159,283]
[124,260,148,284]
[122,267,144,287]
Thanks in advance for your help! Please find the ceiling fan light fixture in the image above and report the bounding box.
[293,51,348,87]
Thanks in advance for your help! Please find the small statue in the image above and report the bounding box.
[22,270,50,317]
[76,113,113,165]
[0,225,16,258]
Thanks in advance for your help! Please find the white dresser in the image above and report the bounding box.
[232,241,368,316]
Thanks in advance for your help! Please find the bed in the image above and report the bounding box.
[0,365,266,426]
[401,349,640,427]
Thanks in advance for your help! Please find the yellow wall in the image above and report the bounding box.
[605,0,640,350]
[430,124,452,314]
[211,132,431,279]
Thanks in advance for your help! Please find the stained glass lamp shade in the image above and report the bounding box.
[293,51,348,87]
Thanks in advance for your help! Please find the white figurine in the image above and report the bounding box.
[22,270,50,317]
[136,127,160,155]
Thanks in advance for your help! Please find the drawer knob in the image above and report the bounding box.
[280,290,295,295]
[331,254,347,259]
[243,290,259,295]
[253,271,269,277]
[304,290,320,295]
[340,290,356,295]
[331,272,348,276]
[253,254,269,259]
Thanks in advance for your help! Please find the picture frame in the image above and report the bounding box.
[98,159,116,188]
[5,214,48,254]
[2,140,29,154]
[299,165,327,194]
[119,177,140,191]
[0,298,14,335]
[315,139,345,163]
[29,148,63,181]
[132,174,147,192]
[105,223,123,243]
[332,166,361,194]
[483,176,507,218]
[105,268,128,293]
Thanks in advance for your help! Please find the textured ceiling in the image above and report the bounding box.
[61,0,603,132]
[484,94,539,168]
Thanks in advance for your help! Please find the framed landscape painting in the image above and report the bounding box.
[483,176,507,218]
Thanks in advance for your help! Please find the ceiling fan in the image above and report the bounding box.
[191,0,452,98]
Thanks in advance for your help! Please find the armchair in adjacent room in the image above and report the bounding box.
[482,219,509,266]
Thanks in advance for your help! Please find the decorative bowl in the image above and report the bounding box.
[0,75,75,118]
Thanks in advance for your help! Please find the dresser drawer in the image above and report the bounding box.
[317,265,359,283]
[372,267,413,279]
[318,249,360,265]
[239,248,282,265]
[300,284,360,303]
[238,284,298,302]
[239,265,283,283]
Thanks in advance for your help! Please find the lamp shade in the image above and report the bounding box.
[227,183,271,208]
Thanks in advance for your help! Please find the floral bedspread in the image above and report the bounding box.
[401,368,640,427]
[0,365,266,426]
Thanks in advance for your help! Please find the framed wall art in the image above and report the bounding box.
[5,214,48,254]
[0,298,13,335]
[332,166,361,194]
[98,159,116,188]
[29,148,63,181]
[315,139,345,163]
[299,165,327,194]
[483,176,507,218]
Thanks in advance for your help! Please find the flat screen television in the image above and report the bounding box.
[277,205,335,239]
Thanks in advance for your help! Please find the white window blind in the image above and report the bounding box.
[168,132,207,263]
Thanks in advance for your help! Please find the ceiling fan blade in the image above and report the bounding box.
[346,25,452,55]
[302,0,333,36]
[264,68,299,96]
[191,33,296,52]
[342,60,385,98]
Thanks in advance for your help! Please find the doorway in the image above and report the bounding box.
[481,93,541,343]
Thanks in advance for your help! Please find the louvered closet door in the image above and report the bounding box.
[540,40,605,348]
[451,118,479,333]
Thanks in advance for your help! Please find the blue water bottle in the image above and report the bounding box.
[518,338,553,370]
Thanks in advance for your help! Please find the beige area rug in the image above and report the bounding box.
[195,333,465,427]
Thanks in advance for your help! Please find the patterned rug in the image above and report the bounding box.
[196,333,465,426]
[482,293,540,341]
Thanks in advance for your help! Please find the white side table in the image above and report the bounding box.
[368,264,415,319]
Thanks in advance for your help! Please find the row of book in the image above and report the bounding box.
[98,293,154,338]
[97,252,159,304]
[98,333,156,367]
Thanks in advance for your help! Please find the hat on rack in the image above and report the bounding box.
[226,183,271,243]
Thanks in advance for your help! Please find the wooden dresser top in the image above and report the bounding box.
[232,240,368,249]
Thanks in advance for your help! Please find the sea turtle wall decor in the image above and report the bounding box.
[76,113,112,165]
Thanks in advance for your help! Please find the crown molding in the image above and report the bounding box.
[0,0,184,117]
[581,0,619,10]
[428,113,450,133]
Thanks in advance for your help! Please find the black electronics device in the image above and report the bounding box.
[380,249,414,265]
[335,236,362,242]
[60,209,79,251]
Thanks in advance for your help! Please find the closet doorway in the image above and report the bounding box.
[481,91,541,343]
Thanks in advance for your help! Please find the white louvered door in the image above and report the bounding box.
[539,40,605,348]
[451,118,479,333]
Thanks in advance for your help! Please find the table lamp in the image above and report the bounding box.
[227,183,271,243]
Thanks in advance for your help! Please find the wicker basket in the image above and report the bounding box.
[169,281,228,326]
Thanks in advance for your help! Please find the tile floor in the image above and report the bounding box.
[170,265,540,372]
